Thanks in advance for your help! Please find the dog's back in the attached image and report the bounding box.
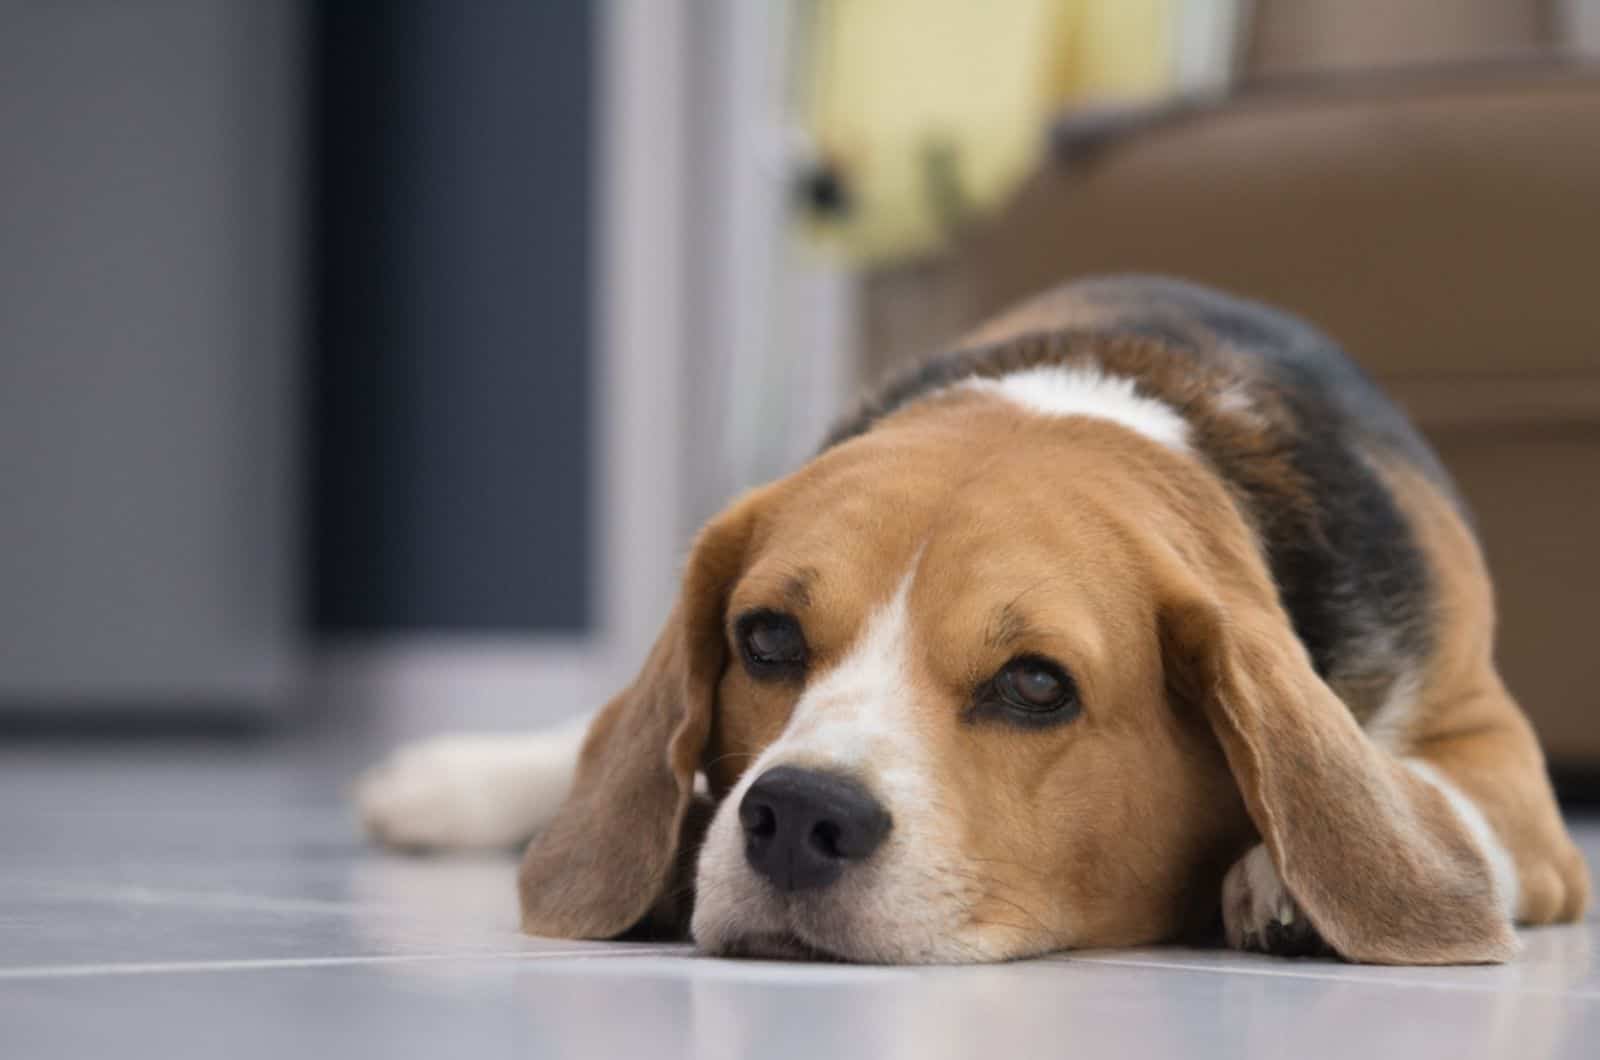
[832,275,1443,718]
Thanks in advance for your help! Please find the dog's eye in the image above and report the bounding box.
[986,656,1080,724]
[736,611,807,677]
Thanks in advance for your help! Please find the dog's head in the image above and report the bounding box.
[517,385,1506,962]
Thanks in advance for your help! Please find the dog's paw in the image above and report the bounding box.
[1222,843,1329,957]
[356,732,577,852]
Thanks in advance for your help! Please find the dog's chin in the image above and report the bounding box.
[710,930,853,963]
[694,904,974,965]
[697,905,1049,965]
[693,895,888,963]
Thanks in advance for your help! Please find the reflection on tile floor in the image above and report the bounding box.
[2,744,1596,1059]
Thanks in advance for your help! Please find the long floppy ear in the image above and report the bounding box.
[518,496,759,940]
[1162,586,1517,964]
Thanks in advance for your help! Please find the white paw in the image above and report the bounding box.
[1222,843,1325,956]
[356,729,582,851]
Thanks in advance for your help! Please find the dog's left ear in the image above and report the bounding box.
[518,491,765,940]
[1161,574,1517,964]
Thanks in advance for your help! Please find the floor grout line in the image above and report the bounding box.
[6,879,1596,997]
[0,947,692,982]
[9,883,425,917]
[1057,953,1600,1000]
[11,945,1591,997]
[0,880,542,921]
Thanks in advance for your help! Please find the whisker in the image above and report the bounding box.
[964,854,1053,880]
[933,865,1057,935]
[963,917,1032,935]
[699,750,762,772]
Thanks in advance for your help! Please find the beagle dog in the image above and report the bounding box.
[359,276,1589,964]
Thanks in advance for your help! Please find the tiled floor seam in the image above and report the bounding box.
[1059,954,1600,1000]
[2,884,423,916]
[0,947,690,981]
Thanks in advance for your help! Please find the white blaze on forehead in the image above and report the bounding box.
[739,563,929,802]
[963,363,1190,450]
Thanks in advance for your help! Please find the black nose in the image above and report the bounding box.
[738,766,892,893]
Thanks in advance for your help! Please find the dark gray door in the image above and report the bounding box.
[312,1,594,634]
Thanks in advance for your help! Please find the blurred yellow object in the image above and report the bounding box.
[802,0,1175,263]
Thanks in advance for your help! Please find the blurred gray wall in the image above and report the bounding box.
[0,0,303,709]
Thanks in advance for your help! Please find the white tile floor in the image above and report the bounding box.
[2,743,1596,1059]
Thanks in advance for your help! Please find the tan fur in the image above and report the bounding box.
[1156,540,1518,964]
[1378,460,1590,925]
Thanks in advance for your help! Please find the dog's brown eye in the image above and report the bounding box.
[1004,661,1064,707]
[736,611,807,677]
[990,656,1079,721]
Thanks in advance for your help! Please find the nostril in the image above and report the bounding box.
[809,819,843,860]
[740,799,777,842]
